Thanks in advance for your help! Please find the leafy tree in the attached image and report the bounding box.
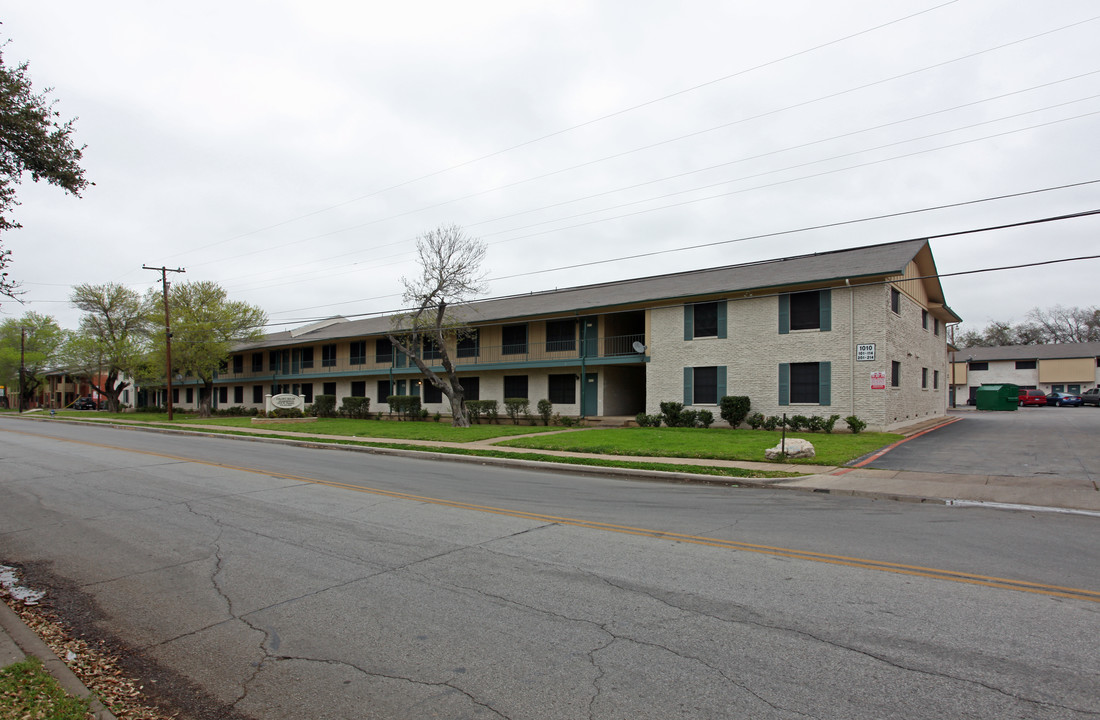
[67,283,154,412]
[155,280,265,417]
[0,312,65,408]
[388,224,487,427]
[0,47,89,303]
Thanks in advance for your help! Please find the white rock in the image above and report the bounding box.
[765,438,815,460]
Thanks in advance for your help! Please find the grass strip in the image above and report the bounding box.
[497,426,901,466]
[0,658,93,720]
[57,420,801,479]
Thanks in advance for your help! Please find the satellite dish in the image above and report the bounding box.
[632,341,647,353]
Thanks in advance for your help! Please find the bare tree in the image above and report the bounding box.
[1026,305,1100,344]
[388,224,487,427]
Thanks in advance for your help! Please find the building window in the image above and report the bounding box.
[423,381,442,404]
[298,347,314,369]
[890,287,901,314]
[934,318,940,336]
[790,363,821,404]
[922,367,928,389]
[232,355,243,374]
[322,344,337,367]
[1015,360,1037,370]
[186,388,194,403]
[548,374,576,404]
[504,375,528,399]
[891,361,901,388]
[969,361,989,371]
[375,337,393,364]
[790,292,820,331]
[351,381,366,397]
[350,341,366,365]
[546,320,577,352]
[779,291,830,333]
[686,301,728,339]
[457,330,479,359]
[693,366,719,405]
[502,325,528,355]
[253,385,263,403]
[921,310,929,330]
[172,388,179,403]
[252,353,264,372]
[233,386,244,404]
[302,383,313,403]
[422,337,442,360]
[269,350,281,372]
[218,387,228,404]
[377,380,391,401]
[323,381,336,397]
[460,377,479,401]
[933,370,939,390]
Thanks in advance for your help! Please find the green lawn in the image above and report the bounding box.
[497,426,901,466]
[48,412,566,443]
[0,658,93,720]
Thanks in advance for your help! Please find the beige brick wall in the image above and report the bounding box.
[646,285,950,431]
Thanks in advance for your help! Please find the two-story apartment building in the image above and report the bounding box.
[166,237,960,431]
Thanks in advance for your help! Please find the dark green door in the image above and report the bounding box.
[582,373,598,416]
[581,316,598,357]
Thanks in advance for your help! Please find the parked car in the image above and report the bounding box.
[1018,388,1048,406]
[1045,392,1083,407]
[72,396,100,410]
[1082,388,1100,407]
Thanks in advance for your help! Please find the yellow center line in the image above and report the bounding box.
[5,426,1099,603]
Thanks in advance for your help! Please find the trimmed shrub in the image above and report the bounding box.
[787,415,809,431]
[537,399,553,426]
[762,415,781,431]
[719,396,751,428]
[746,412,765,430]
[387,395,422,420]
[822,414,841,433]
[805,415,825,433]
[504,398,529,425]
[311,395,337,418]
[696,409,714,428]
[845,415,867,434]
[268,407,304,419]
[340,396,371,419]
[635,413,662,427]
[659,401,684,427]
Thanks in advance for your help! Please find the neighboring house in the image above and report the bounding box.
[164,237,960,431]
[39,371,128,409]
[950,342,1100,404]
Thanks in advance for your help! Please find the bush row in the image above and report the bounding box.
[636,396,868,434]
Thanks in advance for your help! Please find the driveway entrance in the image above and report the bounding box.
[867,407,1100,482]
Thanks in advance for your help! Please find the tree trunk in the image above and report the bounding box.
[199,379,214,417]
[446,387,470,427]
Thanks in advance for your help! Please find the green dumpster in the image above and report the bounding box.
[975,383,1019,411]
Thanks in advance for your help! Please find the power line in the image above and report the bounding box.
[257,207,1100,325]
[168,2,964,260]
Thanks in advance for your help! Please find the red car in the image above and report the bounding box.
[1018,389,1047,406]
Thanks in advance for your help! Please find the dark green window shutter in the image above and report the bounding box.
[684,305,693,341]
[778,363,790,406]
[716,366,727,399]
[717,301,727,339]
[778,295,790,334]
[683,367,694,404]
[819,361,831,406]
[819,289,832,332]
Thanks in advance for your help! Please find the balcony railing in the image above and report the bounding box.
[220,333,646,379]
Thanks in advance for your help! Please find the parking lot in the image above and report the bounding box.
[868,405,1100,482]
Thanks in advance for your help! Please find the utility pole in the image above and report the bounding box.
[18,327,25,413]
[144,265,185,420]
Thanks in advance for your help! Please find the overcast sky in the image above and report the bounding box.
[2,0,1098,337]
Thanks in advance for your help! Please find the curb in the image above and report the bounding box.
[0,600,117,720]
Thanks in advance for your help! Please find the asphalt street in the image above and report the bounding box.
[1,417,1098,719]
